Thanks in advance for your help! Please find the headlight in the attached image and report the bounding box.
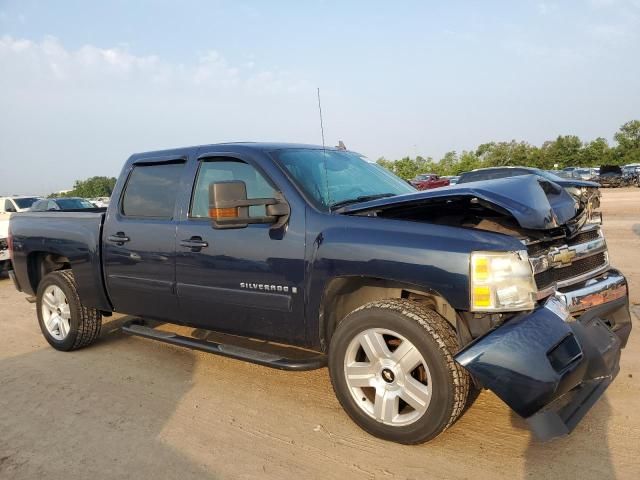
[565,186,585,198]
[470,250,537,312]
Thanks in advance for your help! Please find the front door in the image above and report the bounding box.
[103,159,186,321]
[175,155,306,344]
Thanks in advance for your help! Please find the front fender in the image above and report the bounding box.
[303,213,523,348]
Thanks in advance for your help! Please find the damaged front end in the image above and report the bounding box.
[456,287,630,441]
[341,175,630,440]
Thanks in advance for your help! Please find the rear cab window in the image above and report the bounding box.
[121,162,185,218]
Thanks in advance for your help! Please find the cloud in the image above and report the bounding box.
[0,35,304,93]
[537,2,558,15]
[590,22,637,41]
[0,36,316,194]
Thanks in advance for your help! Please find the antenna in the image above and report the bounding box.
[317,87,331,205]
[317,87,326,150]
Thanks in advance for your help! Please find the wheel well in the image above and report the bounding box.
[320,277,458,350]
[27,252,71,293]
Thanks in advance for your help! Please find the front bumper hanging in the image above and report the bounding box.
[455,270,631,441]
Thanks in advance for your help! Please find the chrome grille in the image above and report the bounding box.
[527,226,609,291]
[526,228,600,256]
[535,252,607,290]
[568,228,600,246]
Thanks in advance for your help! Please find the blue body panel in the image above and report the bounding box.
[9,143,527,348]
[10,211,111,311]
[4,143,610,347]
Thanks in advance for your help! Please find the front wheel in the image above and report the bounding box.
[36,270,102,351]
[329,299,469,444]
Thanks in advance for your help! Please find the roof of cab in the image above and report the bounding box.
[132,142,338,158]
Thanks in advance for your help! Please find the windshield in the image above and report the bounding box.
[14,197,40,209]
[275,149,414,209]
[56,198,96,209]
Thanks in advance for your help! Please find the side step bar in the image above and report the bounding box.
[121,319,327,371]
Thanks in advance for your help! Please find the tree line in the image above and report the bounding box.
[48,176,117,198]
[376,120,640,179]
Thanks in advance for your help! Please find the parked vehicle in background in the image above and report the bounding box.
[561,166,579,176]
[0,196,42,214]
[7,143,631,445]
[622,164,640,186]
[410,173,450,190]
[571,168,596,181]
[1,196,42,271]
[89,197,111,208]
[597,165,633,188]
[30,197,104,212]
[442,175,460,185]
[456,167,601,221]
[0,219,9,272]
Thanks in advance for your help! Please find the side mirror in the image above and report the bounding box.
[208,180,290,230]
[5,206,16,213]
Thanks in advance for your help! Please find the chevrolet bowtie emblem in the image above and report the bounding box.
[552,248,577,265]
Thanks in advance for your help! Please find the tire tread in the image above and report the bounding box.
[46,270,102,350]
[347,299,469,435]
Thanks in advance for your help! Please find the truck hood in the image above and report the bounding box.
[552,178,600,188]
[339,175,579,231]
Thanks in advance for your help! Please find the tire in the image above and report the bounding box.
[36,270,102,351]
[328,299,469,444]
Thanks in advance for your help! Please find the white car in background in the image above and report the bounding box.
[1,196,42,214]
[0,196,43,270]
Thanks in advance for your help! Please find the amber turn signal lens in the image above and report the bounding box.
[209,207,239,219]
[472,286,492,308]
[473,257,490,281]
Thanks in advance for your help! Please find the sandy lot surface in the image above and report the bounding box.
[1,188,639,480]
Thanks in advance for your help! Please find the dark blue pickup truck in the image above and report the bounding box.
[8,143,631,444]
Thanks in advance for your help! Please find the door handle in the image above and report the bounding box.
[179,237,209,250]
[107,233,130,244]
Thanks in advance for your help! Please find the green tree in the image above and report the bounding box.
[476,141,539,168]
[49,176,117,198]
[580,137,612,166]
[614,120,640,164]
[540,135,582,168]
[374,119,640,177]
[438,151,458,175]
[456,150,481,174]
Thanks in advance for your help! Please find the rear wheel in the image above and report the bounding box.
[36,270,102,351]
[329,299,469,444]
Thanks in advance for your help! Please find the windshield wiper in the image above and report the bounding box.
[329,193,397,211]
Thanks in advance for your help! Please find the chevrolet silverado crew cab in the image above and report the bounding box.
[8,143,631,444]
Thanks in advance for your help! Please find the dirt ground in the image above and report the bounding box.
[1,188,639,480]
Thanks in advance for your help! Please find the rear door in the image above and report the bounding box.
[174,152,307,344]
[103,156,186,321]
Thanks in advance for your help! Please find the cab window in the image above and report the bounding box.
[121,162,185,218]
[190,159,276,218]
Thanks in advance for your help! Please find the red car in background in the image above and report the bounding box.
[410,173,450,190]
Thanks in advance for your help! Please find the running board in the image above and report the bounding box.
[121,319,327,371]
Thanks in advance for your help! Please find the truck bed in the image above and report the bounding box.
[9,210,111,310]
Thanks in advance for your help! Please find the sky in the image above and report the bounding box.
[1,0,639,195]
